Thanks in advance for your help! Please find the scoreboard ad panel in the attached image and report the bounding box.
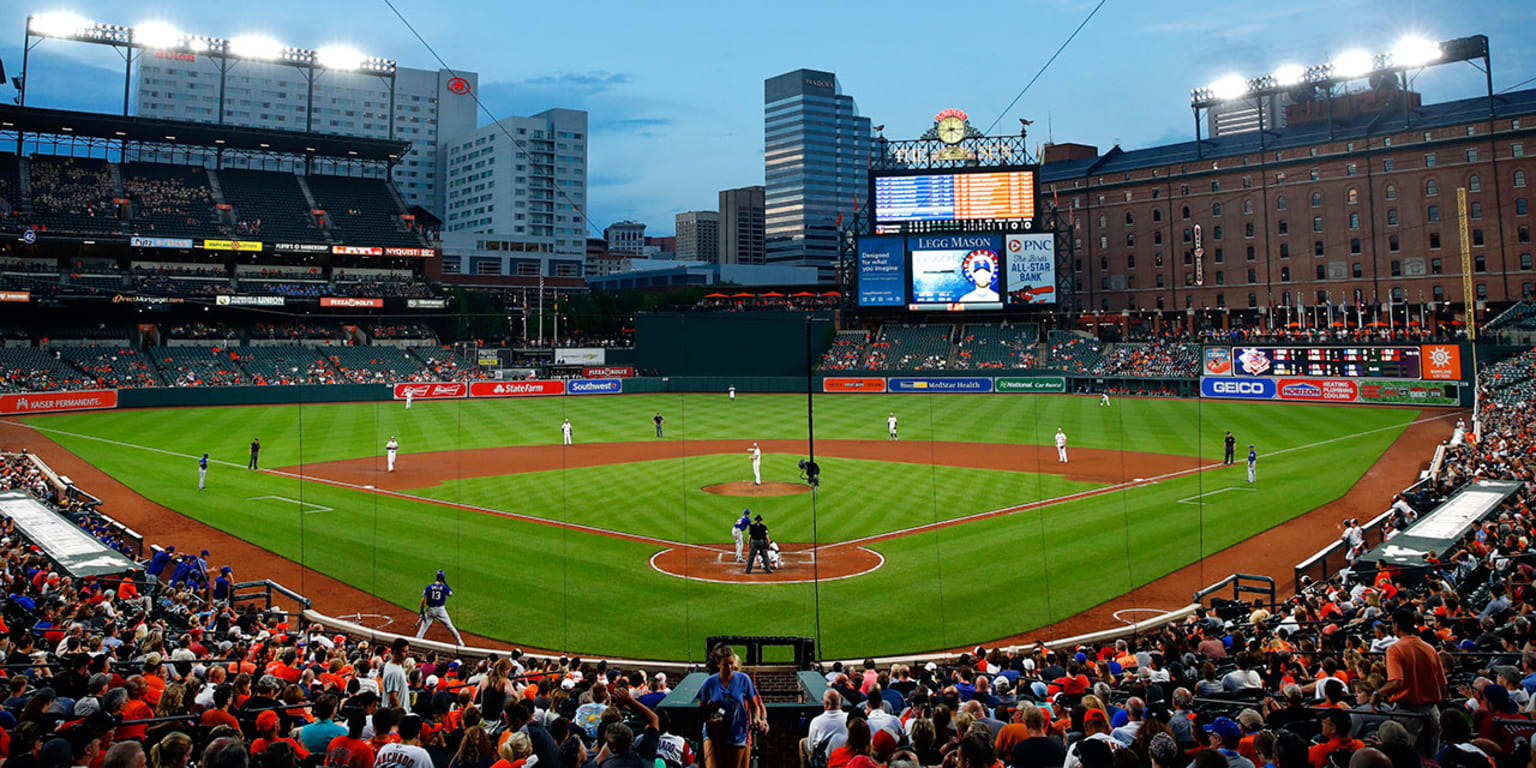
[857,236,907,307]
[1229,346,1431,379]
[908,234,1004,310]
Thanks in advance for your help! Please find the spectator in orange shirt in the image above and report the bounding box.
[201,685,241,732]
[140,655,167,708]
[118,677,155,741]
[249,711,308,758]
[1307,711,1364,768]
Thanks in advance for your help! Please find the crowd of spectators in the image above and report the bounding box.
[1095,338,1200,378]
[60,347,161,389]
[249,324,345,342]
[821,335,870,371]
[369,324,437,342]
[29,158,115,219]
[122,174,215,221]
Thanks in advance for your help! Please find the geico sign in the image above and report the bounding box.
[1214,381,1265,394]
[1201,378,1275,399]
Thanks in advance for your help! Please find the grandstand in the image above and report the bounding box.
[820,330,870,370]
[216,169,324,243]
[304,174,427,248]
[411,345,494,381]
[321,345,431,383]
[0,347,90,391]
[1095,338,1201,378]
[237,346,339,385]
[120,162,219,238]
[56,345,161,388]
[26,155,122,235]
[149,345,248,387]
[871,324,954,370]
[1045,329,1108,373]
[950,322,1040,370]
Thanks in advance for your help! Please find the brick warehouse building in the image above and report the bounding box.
[1037,88,1536,317]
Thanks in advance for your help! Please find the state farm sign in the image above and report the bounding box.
[320,297,383,308]
[0,389,118,415]
[469,380,565,398]
[392,382,466,400]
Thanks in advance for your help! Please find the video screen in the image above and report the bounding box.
[908,234,1003,307]
[875,169,1036,223]
[1004,233,1056,305]
[857,236,907,307]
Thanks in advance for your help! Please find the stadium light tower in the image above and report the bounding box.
[1186,35,1491,158]
[17,12,399,139]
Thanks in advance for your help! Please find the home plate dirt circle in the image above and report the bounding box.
[701,481,811,497]
[650,542,884,584]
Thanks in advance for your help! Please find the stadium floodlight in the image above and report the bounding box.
[316,45,365,71]
[29,11,91,38]
[1330,49,1375,79]
[1210,75,1249,101]
[1273,64,1307,86]
[229,34,282,60]
[132,21,181,49]
[1391,36,1442,68]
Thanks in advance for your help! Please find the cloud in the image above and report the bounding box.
[521,71,632,94]
[591,117,676,135]
[588,171,639,188]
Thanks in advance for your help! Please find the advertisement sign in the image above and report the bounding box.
[1276,379,1358,402]
[1004,234,1056,304]
[469,380,564,397]
[216,296,285,307]
[995,376,1067,393]
[1358,380,1460,406]
[553,348,604,366]
[857,236,906,306]
[384,247,435,257]
[567,378,621,395]
[1200,378,1277,399]
[0,291,30,303]
[888,377,994,393]
[0,389,118,415]
[332,245,384,256]
[823,377,887,393]
[583,366,635,378]
[1203,347,1232,376]
[201,239,263,252]
[1420,344,1463,380]
[407,298,448,309]
[320,297,383,308]
[274,243,330,253]
[1234,347,1273,376]
[130,236,194,249]
[908,234,1003,306]
[112,295,184,305]
[393,382,466,400]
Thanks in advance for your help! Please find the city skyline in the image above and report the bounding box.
[3,0,1534,237]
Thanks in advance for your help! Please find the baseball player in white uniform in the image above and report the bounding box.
[888,412,898,441]
[748,442,762,485]
[1100,392,1111,407]
[767,540,782,570]
[729,385,736,402]
[405,389,414,409]
[1247,445,1258,483]
[1055,428,1068,463]
[562,418,573,445]
[386,436,399,472]
[732,510,750,563]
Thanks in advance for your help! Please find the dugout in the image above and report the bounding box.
[634,311,835,376]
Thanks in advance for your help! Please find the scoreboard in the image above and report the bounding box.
[871,166,1039,235]
[1232,346,1422,378]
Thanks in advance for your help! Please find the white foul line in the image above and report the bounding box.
[1175,486,1258,505]
[248,495,333,514]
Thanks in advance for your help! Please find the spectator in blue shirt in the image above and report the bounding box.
[698,643,766,768]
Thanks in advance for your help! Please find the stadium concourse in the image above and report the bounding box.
[0,348,1520,768]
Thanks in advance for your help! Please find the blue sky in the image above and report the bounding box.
[3,0,1534,236]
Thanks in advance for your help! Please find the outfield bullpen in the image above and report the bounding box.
[8,392,1445,660]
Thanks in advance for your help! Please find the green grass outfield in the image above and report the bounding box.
[20,393,1424,659]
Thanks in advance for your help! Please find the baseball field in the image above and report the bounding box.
[12,392,1436,660]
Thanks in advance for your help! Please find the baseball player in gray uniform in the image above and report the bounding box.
[416,570,464,645]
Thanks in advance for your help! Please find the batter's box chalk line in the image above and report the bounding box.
[335,613,395,628]
[1175,486,1257,505]
[248,495,334,514]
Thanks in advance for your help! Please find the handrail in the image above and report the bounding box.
[1193,573,1276,607]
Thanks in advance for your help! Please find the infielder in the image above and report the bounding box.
[888,412,898,441]
[386,436,399,473]
[1055,428,1068,463]
[248,438,260,470]
[405,388,414,409]
[198,453,208,490]
[732,509,751,563]
[729,385,736,402]
[562,418,573,446]
[748,442,762,485]
[654,412,665,438]
[416,570,464,645]
[1100,392,1111,407]
[1247,444,1257,483]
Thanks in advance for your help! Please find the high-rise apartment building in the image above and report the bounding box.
[675,211,719,263]
[719,185,765,265]
[764,69,871,269]
[438,108,588,277]
[133,58,477,218]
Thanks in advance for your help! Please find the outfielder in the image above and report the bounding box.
[562,418,573,446]
[1247,444,1257,483]
[1055,428,1068,463]
[748,442,762,485]
[198,453,208,490]
[386,436,399,472]
[729,385,736,402]
[405,388,414,409]
[416,570,464,645]
[888,412,898,441]
[732,509,751,563]
[1100,392,1111,407]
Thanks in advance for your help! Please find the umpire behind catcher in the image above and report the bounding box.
[745,514,773,574]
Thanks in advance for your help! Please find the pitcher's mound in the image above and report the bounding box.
[701,481,811,497]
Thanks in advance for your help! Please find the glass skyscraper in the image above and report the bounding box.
[764,69,872,268]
